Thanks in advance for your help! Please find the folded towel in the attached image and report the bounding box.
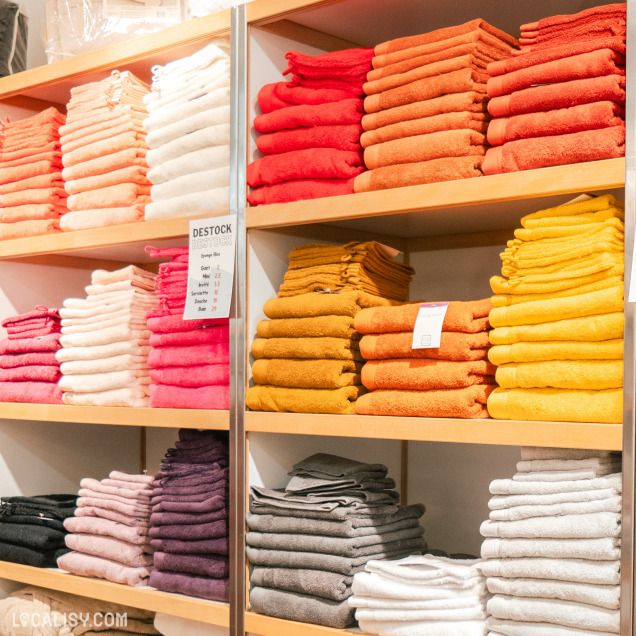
[63,517,148,545]
[146,125,229,169]
[64,164,150,195]
[490,473,622,496]
[246,384,365,414]
[0,219,61,240]
[61,148,147,181]
[67,183,151,211]
[481,558,619,585]
[489,496,621,521]
[258,82,362,113]
[146,108,230,149]
[359,619,488,636]
[251,336,362,361]
[252,358,361,389]
[149,570,228,602]
[57,551,150,586]
[251,567,352,602]
[0,381,63,404]
[0,203,66,223]
[488,340,623,365]
[257,316,357,340]
[147,144,229,185]
[147,342,229,367]
[487,617,611,636]
[0,334,61,354]
[256,125,363,155]
[62,131,148,168]
[144,186,229,219]
[149,364,229,387]
[150,166,229,202]
[519,447,619,460]
[149,383,229,409]
[481,536,620,561]
[65,534,152,568]
[62,387,149,408]
[0,366,60,382]
[0,352,59,368]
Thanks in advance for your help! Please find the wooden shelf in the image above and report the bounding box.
[245,412,623,450]
[0,562,229,625]
[245,611,363,636]
[0,404,229,429]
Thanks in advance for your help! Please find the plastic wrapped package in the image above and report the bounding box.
[0,1,27,76]
[187,0,254,17]
[44,0,185,63]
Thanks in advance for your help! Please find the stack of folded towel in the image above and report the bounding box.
[149,429,229,601]
[57,264,157,407]
[0,108,67,240]
[350,554,488,636]
[355,20,518,193]
[246,289,399,414]
[483,4,626,174]
[481,446,622,636]
[354,299,496,418]
[487,194,624,423]
[143,39,231,220]
[60,70,152,231]
[247,453,426,629]
[0,494,76,567]
[248,48,374,205]
[146,246,230,409]
[58,471,154,587]
[0,307,63,404]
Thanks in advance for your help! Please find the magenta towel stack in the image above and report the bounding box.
[149,429,229,601]
[58,471,154,587]
[0,307,63,404]
[146,245,230,409]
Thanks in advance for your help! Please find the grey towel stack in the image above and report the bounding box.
[480,447,622,636]
[247,452,426,629]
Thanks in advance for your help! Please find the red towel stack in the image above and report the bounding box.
[354,20,518,193]
[483,3,626,175]
[247,48,374,205]
[0,108,67,240]
[59,70,152,231]
[353,300,496,418]
[0,307,63,404]
[146,246,230,409]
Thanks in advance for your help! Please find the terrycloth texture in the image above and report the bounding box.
[252,337,362,361]
[488,340,624,365]
[495,360,622,389]
[65,533,152,567]
[481,537,621,561]
[246,384,364,414]
[149,383,229,409]
[257,316,357,339]
[487,617,611,636]
[256,124,363,155]
[252,567,353,602]
[252,358,362,389]
[57,550,150,586]
[258,82,362,113]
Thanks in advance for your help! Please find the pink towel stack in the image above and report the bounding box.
[58,471,154,587]
[0,307,63,404]
[59,70,152,231]
[247,48,374,205]
[146,246,230,409]
[482,3,626,174]
[0,108,67,240]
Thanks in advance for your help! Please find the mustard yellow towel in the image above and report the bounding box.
[246,384,365,414]
[252,358,362,389]
[513,217,624,242]
[490,312,624,345]
[257,316,358,339]
[506,226,623,254]
[487,387,622,423]
[488,340,624,365]
[496,360,623,390]
[488,286,624,327]
[501,252,623,279]
[251,337,363,361]
[519,194,623,225]
[491,276,624,308]
[263,291,397,319]
[502,240,623,269]
[523,208,624,229]
[491,269,622,296]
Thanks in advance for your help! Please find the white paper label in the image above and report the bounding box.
[412,302,449,349]
[184,216,236,320]
[376,241,402,259]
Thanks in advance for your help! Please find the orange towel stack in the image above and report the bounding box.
[353,300,496,418]
[0,107,67,240]
[59,70,152,231]
[354,20,518,193]
[483,4,626,175]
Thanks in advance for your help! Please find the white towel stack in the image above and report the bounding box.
[142,39,231,221]
[56,265,157,407]
[481,447,622,636]
[349,554,488,636]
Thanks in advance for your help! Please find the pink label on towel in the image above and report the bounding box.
[412,302,449,350]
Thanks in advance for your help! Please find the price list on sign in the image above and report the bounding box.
[183,215,236,320]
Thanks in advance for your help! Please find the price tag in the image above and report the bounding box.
[412,302,449,349]
[184,215,236,320]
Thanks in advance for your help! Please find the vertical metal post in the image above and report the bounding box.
[621,1,636,634]
[229,5,247,636]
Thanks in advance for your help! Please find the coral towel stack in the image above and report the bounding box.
[483,4,626,174]
[0,307,63,404]
[149,429,230,601]
[146,246,230,409]
[143,39,231,220]
[57,265,157,407]
[246,242,411,414]
[0,108,67,239]
[487,194,624,423]
[248,453,426,629]
[59,471,154,586]
[354,300,496,418]
[355,20,518,193]
[248,48,374,204]
[481,447,622,636]
[59,70,152,231]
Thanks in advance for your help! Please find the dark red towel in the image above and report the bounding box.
[258,82,361,113]
[289,77,366,94]
[247,178,355,206]
[247,148,364,187]
[256,124,363,154]
[488,74,625,118]
[482,125,625,175]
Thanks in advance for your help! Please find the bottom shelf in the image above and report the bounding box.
[0,562,229,626]
[245,611,364,636]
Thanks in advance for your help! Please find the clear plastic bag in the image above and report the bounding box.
[187,0,252,18]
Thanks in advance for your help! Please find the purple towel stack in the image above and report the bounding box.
[148,429,230,601]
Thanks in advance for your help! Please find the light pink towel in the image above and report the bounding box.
[57,551,151,587]
[79,478,152,500]
[64,515,149,545]
[147,342,230,368]
[109,470,155,485]
[65,533,153,567]
[74,506,149,528]
[149,383,230,409]
[149,364,229,387]
[77,496,152,518]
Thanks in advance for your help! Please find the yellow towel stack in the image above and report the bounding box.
[487,194,624,424]
[246,243,409,414]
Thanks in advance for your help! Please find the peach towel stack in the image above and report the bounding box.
[0,107,67,240]
[355,20,518,193]
[59,70,152,231]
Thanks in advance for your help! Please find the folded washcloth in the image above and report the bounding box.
[481,536,621,561]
